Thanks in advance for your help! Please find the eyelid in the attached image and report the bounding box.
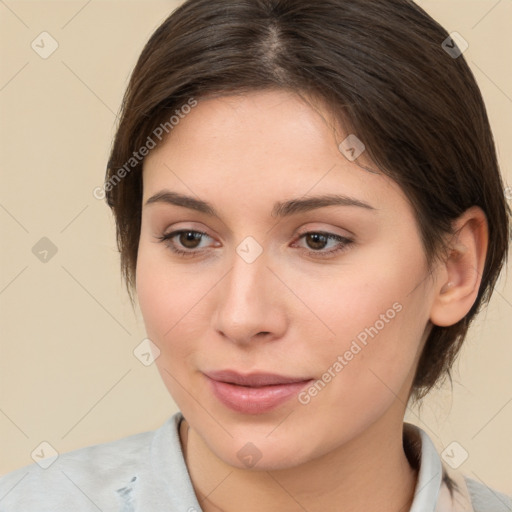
[158,221,216,241]
[295,224,354,239]
[159,228,216,247]
[158,223,352,245]
[292,230,354,256]
[156,225,355,260]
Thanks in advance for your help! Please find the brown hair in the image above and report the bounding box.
[105,0,510,399]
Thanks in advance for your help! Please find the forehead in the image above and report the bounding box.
[141,90,405,214]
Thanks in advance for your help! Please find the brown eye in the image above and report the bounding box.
[177,231,203,249]
[304,233,329,250]
[294,231,354,258]
[155,229,212,257]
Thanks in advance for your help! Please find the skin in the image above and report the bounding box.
[136,89,488,511]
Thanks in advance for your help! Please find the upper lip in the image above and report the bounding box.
[204,370,313,387]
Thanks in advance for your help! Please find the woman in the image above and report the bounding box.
[1,0,510,510]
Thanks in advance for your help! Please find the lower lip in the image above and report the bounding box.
[206,376,313,414]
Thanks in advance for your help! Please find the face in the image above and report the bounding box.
[136,89,438,470]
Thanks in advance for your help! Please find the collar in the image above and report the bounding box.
[403,422,475,511]
[167,413,475,511]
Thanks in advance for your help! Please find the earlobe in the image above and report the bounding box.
[429,206,489,327]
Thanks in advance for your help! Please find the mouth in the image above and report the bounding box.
[204,370,314,414]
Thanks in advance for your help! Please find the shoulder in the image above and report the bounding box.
[0,416,179,512]
[463,476,512,512]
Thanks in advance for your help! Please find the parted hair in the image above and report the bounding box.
[105,0,510,399]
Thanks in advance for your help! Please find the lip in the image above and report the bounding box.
[204,370,314,414]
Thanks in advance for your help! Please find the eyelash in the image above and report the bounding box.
[155,229,354,259]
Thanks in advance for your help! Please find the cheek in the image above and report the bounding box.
[290,294,428,457]
[136,245,199,355]
[295,257,431,418]
[136,250,204,407]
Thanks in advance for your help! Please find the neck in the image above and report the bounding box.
[179,414,418,512]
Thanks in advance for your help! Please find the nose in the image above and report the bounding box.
[212,248,288,347]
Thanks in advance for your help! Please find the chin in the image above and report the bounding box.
[202,425,323,472]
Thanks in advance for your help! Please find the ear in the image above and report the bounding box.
[429,206,489,327]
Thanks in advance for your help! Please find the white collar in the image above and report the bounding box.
[403,422,474,511]
[168,413,475,511]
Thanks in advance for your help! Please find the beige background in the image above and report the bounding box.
[1,0,511,495]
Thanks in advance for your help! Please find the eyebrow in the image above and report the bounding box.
[144,190,377,218]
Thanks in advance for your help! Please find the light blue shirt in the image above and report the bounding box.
[0,412,510,511]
